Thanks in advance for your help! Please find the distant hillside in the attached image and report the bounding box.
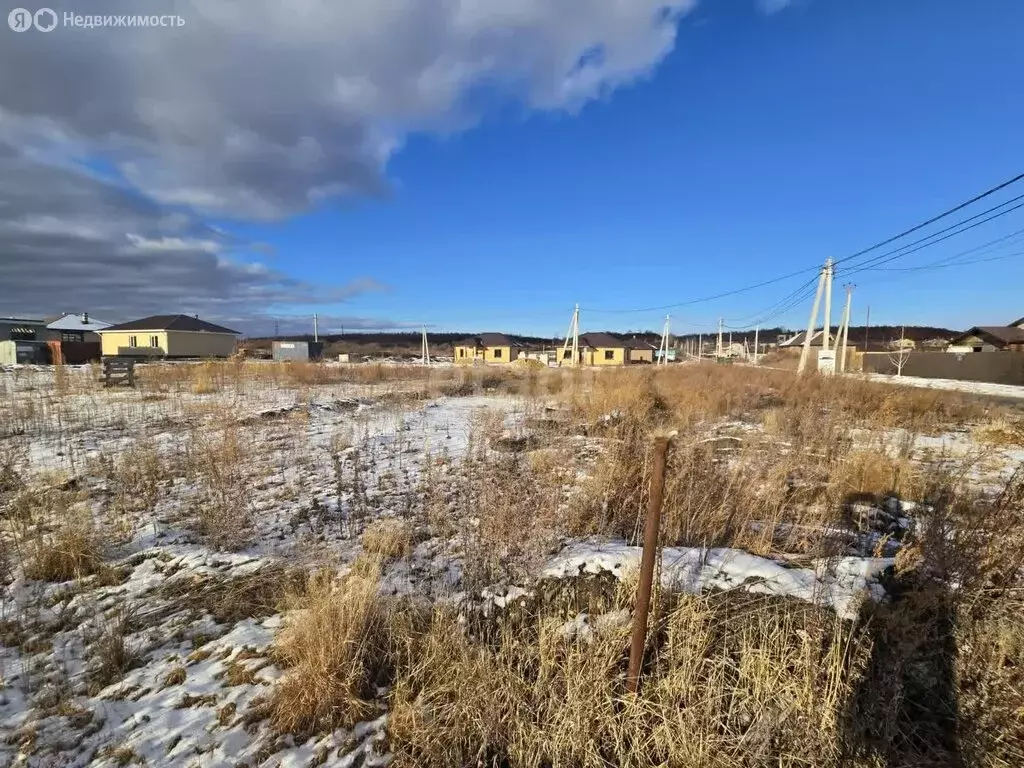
[241,325,960,359]
[673,326,961,352]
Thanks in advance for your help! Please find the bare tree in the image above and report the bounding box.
[887,325,912,377]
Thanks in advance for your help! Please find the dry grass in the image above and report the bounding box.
[22,521,103,582]
[361,519,413,560]
[387,585,863,768]
[270,557,415,737]
[185,424,254,550]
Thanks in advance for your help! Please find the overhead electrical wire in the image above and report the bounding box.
[581,171,1024,316]
[838,199,1024,277]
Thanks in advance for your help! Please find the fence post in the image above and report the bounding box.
[626,433,673,694]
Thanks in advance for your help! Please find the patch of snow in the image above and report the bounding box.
[545,539,894,620]
[864,373,1024,400]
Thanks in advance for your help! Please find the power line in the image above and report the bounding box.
[581,171,1024,316]
[866,227,1024,272]
[832,172,1024,267]
[839,199,1024,277]
[869,248,1024,273]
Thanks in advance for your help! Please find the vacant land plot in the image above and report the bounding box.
[2,360,1023,767]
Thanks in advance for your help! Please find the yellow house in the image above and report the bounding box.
[624,337,655,364]
[453,333,521,364]
[552,332,629,366]
[98,314,240,358]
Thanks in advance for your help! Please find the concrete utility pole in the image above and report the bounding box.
[753,326,760,365]
[717,319,724,358]
[658,314,671,365]
[560,304,580,367]
[822,258,834,351]
[421,326,430,366]
[313,313,319,342]
[797,262,828,375]
[838,284,853,373]
[864,305,871,352]
[697,333,702,360]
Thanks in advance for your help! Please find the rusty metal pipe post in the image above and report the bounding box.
[626,434,672,694]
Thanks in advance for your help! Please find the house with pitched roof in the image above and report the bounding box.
[98,314,241,358]
[453,333,522,364]
[948,322,1024,353]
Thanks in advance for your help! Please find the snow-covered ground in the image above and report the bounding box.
[864,372,1024,400]
[1,364,1020,766]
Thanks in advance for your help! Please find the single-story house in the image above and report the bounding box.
[98,314,241,358]
[45,312,111,343]
[0,317,46,342]
[778,329,828,348]
[948,326,1024,353]
[623,336,656,364]
[564,332,626,366]
[43,313,110,364]
[0,318,48,365]
[453,333,522,364]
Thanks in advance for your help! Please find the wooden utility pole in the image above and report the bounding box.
[798,263,828,374]
[626,434,673,694]
[863,305,871,352]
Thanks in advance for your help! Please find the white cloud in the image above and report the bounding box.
[0,0,697,220]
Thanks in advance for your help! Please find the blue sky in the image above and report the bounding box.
[246,0,1024,336]
[3,0,1022,337]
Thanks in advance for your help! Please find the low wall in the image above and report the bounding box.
[861,351,1024,386]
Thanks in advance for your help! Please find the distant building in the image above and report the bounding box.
[0,317,46,342]
[99,314,241,358]
[454,333,522,364]
[0,317,48,365]
[623,336,656,364]
[45,312,111,342]
[272,340,324,362]
[778,329,827,348]
[948,325,1024,353]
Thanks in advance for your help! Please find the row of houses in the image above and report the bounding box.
[453,332,666,366]
[0,313,241,364]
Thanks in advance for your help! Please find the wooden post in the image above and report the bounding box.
[627,434,673,694]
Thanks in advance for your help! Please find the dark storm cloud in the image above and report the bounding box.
[0,149,389,328]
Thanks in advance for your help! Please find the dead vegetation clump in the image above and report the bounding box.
[361,519,413,560]
[9,486,105,582]
[270,557,417,737]
[185,425,255,550]
[87,608,140,693]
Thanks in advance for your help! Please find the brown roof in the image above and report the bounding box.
[622,336,657,350]
[578,332,626,349]
[952,326,1024,346]
[456,333,520,347]
[102,314,240,334]
[1009,315,1024,328]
